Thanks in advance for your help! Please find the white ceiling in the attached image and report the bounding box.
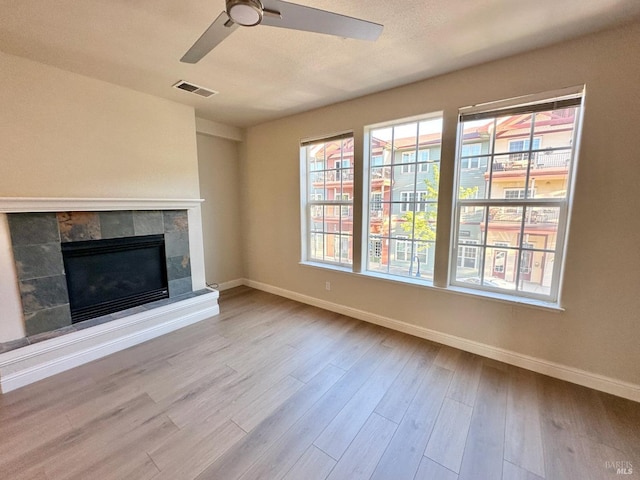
[1,0,639,127]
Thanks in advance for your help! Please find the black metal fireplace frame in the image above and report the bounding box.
[61,234,169,323]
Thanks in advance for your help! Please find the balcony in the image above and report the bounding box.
[312,170,355,184]
[493,152,570,172]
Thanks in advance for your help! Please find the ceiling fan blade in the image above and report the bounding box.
[181,11,239,63]
[260,0,383,41]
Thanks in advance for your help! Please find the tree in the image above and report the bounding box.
[400,164,477,252]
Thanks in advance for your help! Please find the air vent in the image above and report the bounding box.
[172,80,218,98]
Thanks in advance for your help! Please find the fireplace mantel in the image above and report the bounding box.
[0,197,204,213]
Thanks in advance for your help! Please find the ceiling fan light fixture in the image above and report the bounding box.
[227,0,263,27]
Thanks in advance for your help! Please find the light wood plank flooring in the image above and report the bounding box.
[1,286,638,480]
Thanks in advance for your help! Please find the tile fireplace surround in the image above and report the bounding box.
[0,198,219,393]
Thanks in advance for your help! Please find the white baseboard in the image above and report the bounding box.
[243,279,640,402]
[0,291,220,393]
[216,278,245,291]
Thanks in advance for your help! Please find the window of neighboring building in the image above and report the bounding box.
[452,92,583,302]
[401,150,430,173]
[460,143,483,169]
[301,133,354,267]
[504,188,535,199]
[365,115,443,281]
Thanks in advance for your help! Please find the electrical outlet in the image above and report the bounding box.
[325,281,331,291]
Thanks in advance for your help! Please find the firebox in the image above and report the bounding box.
[61,234,169,323]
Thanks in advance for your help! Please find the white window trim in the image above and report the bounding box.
[450,92,583,303]
[300,133,354,268]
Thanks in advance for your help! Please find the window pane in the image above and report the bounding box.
[493,114,533,155]
[524,206,561,250]
[486,207,523,247]
[531,148,571,199]
[533,108,577,150]
[458,206,485,244]
[489,153,531,200]
[309,233,324,261]
[393,215,416,239]
[455,244,481,280]
[340,206,353,233]
[458,156,488,199]
[483,247,517,290]
[519,252,555,295]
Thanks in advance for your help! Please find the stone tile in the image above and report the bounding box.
[28,325,77,344]
[133,210,164,235]
[99,211,134,239]
[57,212,101,243]
[165,231,190,257]
[166,254,191,280]
[0,337,30,354]
[13,243,64,280]
[24,304,72,336]
[163,210,189,233]
[19,275,70,312]
[169,277,192,297]
[7,213,59,246]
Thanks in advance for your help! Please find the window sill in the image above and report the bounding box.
[444,285,564,312]
[298,261,353,274]
[299,261,564,312]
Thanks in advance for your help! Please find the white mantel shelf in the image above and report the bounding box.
[0,197,205,213]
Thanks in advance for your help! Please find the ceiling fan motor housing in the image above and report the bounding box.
[226,0,264,26]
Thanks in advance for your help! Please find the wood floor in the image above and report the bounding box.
[1,286,638,480]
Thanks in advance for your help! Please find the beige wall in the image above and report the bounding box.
[0,51,200,199]
[197,133,244,286]
[241,22,640,386]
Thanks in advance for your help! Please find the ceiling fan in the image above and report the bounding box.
[181,0,384,63]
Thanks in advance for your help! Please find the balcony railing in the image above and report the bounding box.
[493,152,570,172]
[312,170,355,183]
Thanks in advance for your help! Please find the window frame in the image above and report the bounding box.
[363,114,443,283]
[450,93,583,303]
[300,132,354,268]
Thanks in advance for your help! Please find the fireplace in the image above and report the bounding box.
[6,209,194,337]
[62,234,169,323]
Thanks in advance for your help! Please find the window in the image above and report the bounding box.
[460,143,483,169]
[452,93,583,301]
[301,133,354,266]
[401,150,430,173]
[457,241,479,269]
[400,191,428,212]
[365,115,443,280]
[504,188,535,199]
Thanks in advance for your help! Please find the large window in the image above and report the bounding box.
[301,134,354,267]
[300,88,583,306]
[365,116,443,280]
[452,94,583,301]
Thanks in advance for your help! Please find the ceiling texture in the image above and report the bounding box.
[1,0,640,127]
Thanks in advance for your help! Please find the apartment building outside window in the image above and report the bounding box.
[300,87,583,306]
[365,116,443,281]
[301,133,354,267]
[451,92,583,301]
